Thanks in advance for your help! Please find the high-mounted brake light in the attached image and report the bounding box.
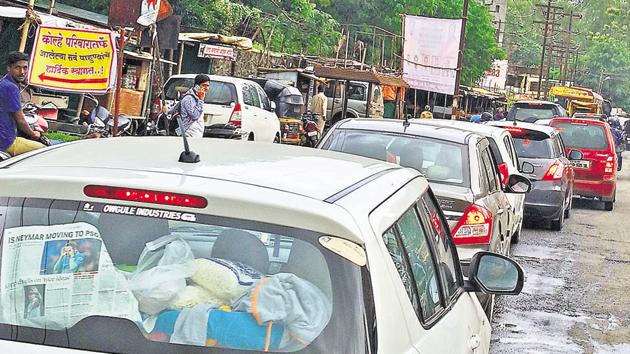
[505,126,525,135]
[84,185,208,208]
[451,204,493,245]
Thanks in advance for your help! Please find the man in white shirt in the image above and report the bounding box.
[311,84,328,134]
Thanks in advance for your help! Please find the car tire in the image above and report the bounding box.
[564,195,572,219]
[248,133,255,141]
[273,133,281,144]
[550,205,564,231]
[605,201,614,211]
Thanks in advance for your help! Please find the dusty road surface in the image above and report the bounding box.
[491,151,630,354]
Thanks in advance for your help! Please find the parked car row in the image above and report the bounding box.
[0,134,526,354]
[1,87,618,354]
[507,100,619,212]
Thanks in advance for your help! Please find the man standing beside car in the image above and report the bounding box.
[311,84,328,135]
[173,74,209,138]
[0,51,44,157]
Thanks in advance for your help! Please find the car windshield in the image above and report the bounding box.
[164,78,237,105]
[324,129,469,186]
[512,137,554,158]
[553,122,609,150]
[510,105,556,122]
[0,198,368,354]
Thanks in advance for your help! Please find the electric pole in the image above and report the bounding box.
[536,0,553,99]
[451,0,469,120]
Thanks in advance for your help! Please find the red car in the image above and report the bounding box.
[550,118,617,210]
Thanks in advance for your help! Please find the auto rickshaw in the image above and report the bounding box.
[261,80,305,145]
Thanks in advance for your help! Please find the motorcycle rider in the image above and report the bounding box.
[0,51,44,157]
[608,116,623,171]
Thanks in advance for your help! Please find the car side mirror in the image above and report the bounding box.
[520,161,535,174]
[270,101,277,112]
[504,174,532,194]
[465,252,524,295]
[568,150,583,161]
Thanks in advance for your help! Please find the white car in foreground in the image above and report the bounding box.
[163,74,281,142]
[0,138,526,353]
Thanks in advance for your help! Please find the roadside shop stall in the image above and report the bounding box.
[312,65,408,122]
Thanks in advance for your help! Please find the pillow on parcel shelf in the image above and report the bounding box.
[189,258,263,305]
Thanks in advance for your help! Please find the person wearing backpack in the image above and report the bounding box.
[170,74,210,138]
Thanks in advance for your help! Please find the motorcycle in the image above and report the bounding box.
[137,98,169,136]
[22,103,50,133]
[18,105,51,147]
[300,112,320,147]
[80,94,133,137]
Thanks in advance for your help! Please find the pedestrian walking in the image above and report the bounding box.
[0,51,44,157]
[311,84,328,135]
[172,74,209,138]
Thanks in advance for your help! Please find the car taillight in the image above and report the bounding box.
[84,185,208,208]
[229,103,242,127]
[498,162,509,187]
[604,156,615,174]
[452,204,493,245]
[543,161,564,181]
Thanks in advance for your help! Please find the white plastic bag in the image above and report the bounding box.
[130,235,194,315]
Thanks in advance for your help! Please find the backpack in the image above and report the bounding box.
[169,93,197,121]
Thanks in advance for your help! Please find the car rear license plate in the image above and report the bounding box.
[571,160,591,169]
[307,131,318,137]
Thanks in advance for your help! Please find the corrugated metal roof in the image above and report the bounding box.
[313,65,408,87]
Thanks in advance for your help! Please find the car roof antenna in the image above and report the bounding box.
[177,116,200,163]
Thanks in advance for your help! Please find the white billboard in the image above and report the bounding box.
[402,15,463,95]
[480,59,508,91]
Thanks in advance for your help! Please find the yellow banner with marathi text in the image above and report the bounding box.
[28,26,115,93]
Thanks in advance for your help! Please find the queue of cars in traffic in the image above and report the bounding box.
[0,81,621,354]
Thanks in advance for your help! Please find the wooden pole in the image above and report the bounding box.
[177,41,185,74]
[413,89,417,117]
[537,0,552,99]
[451,0,469,119]
[19,0,36,52]
[113,28,126,137]
[366,82,373,118]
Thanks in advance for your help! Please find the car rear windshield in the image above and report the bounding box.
[164,78,237,105]
[508,104,557,122]
[0,198,368,354]
[512,137,554,158]
[508,130,554,159]
[324,129,469,186]
[553,122,609,150]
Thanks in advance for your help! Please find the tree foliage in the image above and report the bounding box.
[53,0,503,84]
[506,0,630,109]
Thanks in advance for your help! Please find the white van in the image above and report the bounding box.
[164,74,281,142]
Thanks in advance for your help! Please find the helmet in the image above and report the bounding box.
[480,112,493,122]
[424,105,431,111]
[608,116,621,130]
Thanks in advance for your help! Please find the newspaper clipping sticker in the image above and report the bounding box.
[0,223,141,329]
